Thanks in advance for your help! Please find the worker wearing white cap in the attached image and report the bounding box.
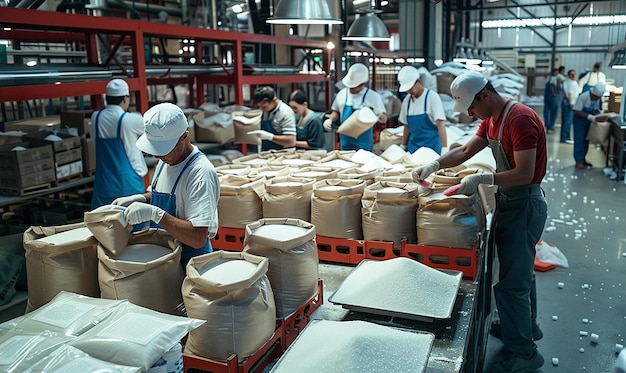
[412,70,547,372]
[397,66,447,154]
[324,63,387,151]
[113,103,220,265]
[572,83,609,169]
[91,78,147,208]
[249,86,297,151]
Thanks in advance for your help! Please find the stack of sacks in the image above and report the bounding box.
[248,165,291,179]
[361,181,419,247]
[378,127,404,151]
[97,229,185,316]
[23,222,100,312]
[351,149,393,171]
[192,111,234,144]
[311,179,367,240]
[232,109,262,145]
[222,104,251,114]
[270,152,323,170]
[262,176,315,222]
[232,152,276,167]
[244,218,319,318]
[182,251,275,362]
[417,191,485,249]
[218,175,266,229]
[337,167,381,185]
[292,166,339,181]
[376,165,413,183]
[317,151,360,170]
[215,164,252,177]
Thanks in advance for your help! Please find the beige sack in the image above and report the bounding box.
[292,166,339,181]
[233,111,262,145]
[248,165,291,179]
[232,153,275,167]
[263,176,315,222]
[193,112,235,144]
[215,164,252,177]
[379,128,403,151]
[23,222,100,312]
[311,179,366,239]
[219,176,266,229]
[183,251,275,362]
[269,152,322,168]
[587,121,610,146]
[336,107,379,139]
[337,167,381,185]
[244,218,318,318]
[417,192,485,248]
[84,204,131,255]
[98,229,185,315]
[361,181,419,247]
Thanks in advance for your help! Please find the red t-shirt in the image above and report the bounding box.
[475,101,547,184]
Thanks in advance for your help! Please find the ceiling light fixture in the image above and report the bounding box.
[342,11,391,41]
[267,0,343,25]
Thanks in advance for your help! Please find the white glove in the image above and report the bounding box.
[412,161,440,183]
[441,146,449,154]
[112,194,146,207]
[323,118,333,132]
[400,144,407,151]
[124,202,165,225]
[586,114,594,122]
[247,130,274,141]
[457,173,495,196]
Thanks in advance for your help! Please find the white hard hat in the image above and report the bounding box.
[397,66,421,92]
[342,63,369,88]
[450,71,489,113]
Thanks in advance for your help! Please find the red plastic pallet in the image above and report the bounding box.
[210,226,246,252]
[315,235,365,264]
[281,279,323,351]
[402,241,479,280]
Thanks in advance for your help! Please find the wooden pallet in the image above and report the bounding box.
[0,183,51,196]
[53,173,83,186]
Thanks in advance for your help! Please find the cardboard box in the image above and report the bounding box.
[0,142,56,189]
[55,160,83,179]
[27,131,81,152]
[55,147,82,165]
[3,115,61,133]
[0,132,25,146]
[60,111,92,135]
[81,135,96,175]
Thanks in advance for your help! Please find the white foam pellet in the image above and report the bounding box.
[580,331,589,337]
[552,315,558,321]
[580,348,585,353]
[582,318,589,324]
[551,358,559,366]
[557,282,565,289]
[546,226,557,232]
[615,344,623,353]
[582,284,590,289]
[590,333,599,343]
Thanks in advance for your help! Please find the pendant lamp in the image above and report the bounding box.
[267,0,343,25]
[342,11,391,42]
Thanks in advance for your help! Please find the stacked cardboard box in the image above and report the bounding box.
[0,142,56,192]
[61,111,95,176]
[27,132,83,181]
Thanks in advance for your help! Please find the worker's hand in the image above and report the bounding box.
[124,202,165,225]
[411,161,440,183]
[112,194,146,207]
[247,130,274,141]
[323,118,333,132]
[457,173,495,196]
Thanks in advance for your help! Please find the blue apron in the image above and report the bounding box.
[260,104,283,151]
[339,88,374,151]
[406,90,441,154]
[581,72,596,93]
[91,111,145,208]
[572,96,600,164]
[150,151,212,265]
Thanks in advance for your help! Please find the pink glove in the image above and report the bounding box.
[124,202,165,225]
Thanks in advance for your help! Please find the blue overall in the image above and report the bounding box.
[489,101,547,357]
[406,90,441,154]
[572,96,601,164]
[560,96,574,142]
[150,151,212,265]
[260,105,283,151]
[339,88,374,151]
[91,111,145,208]
[543,78,559,131]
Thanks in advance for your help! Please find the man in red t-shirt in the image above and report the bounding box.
[412,71,548,373]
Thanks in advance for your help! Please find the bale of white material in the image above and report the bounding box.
[218,175,266,229]
[312,179,367,240]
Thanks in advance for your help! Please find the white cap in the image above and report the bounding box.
[342,63,369,88]
[591,83,605,97]
[106,79,129,97]
[397,66,421,92]
[137,103,188,156]
[450,71,489,113]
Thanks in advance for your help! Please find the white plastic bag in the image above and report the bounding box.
[535,240,569,268]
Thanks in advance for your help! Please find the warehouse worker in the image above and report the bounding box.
[397,65,447,154]
[412,71,547,372]
[288,89,325,150]
[113,103,220,265]
[572,83,609,169]
[248,86,296,151]
[578,62,606,93]
[560,69,578,144]
[91,78,147,208]
[543,68,560,134]
[324,63,387,151]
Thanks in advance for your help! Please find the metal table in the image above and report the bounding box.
[607,117,626,181]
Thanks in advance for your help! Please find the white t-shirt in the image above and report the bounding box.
[563,79,579,106]
[91,105,147,177]
[262,100,297,136]
[573,91,601,112]
[398,88,446,125]
[331,87,387,118]
[149,146,220,237]
[578,71,606,92]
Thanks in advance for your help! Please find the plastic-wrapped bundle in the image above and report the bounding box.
[361,181,419,247]
[98,229,185,315]
[244,218,318,318]
[17,344,141,372]
[182,251,275,362]
[262,176,315,222]
[311,179,366,239]
[23,222,99,312]
[218,175,265,229]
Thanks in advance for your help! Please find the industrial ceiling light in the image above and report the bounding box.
[266,0,342,25]
[342,11,391,42]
